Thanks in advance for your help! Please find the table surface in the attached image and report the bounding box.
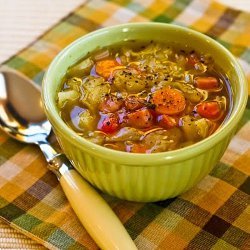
[0,0,249,249]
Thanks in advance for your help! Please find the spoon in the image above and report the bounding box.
[0,66,137,250]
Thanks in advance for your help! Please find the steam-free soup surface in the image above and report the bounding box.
[57,41,231,153]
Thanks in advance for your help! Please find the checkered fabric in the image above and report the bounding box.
[0,0,249,249]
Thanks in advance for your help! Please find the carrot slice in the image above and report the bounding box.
[95,59,120,79]
[196,101,222,119]
[195,77,219,90]
[152,87,186,115]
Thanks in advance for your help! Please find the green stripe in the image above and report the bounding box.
[153,0,193,23]
[210,162,249,188]
[5,57,43,79]
[47,228,86,250]
[66,13,101,31]
[211,162,248,188]
[33,70,46,86]
[0,199,85,249]
[0,137,25,165]
[14,213,42,231]
[241,48,250,64]
[127,2,145,13]
[0,199,26,221]
[167,199,211,227]
[124,201,174,239]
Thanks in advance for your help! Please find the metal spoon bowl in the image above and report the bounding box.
[0,66,137,250]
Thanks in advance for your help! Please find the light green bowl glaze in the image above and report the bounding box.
[42,23,248,202]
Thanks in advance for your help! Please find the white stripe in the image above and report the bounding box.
[173,0,210,26]
[197,175,219,191]
[134,0,155,8]
[102,7,138,26]
[0,162,22,183]
[228,135,250,155]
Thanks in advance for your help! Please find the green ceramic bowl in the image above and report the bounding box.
[42,23,247,202]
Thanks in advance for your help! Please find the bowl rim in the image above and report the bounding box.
[42,22,248,165]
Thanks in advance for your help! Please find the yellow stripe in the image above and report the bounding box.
[218,12,250,48]
[76,1,119,25]
[233,205,250,232]
[196,180,236,214]
[0,182,24,202]
[42,23,86,48]
[232,12,250,47]
[140,0,175,20]
[173,219,201,243]
[191,1,227,33]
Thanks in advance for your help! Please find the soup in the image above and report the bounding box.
[56,41,232,153]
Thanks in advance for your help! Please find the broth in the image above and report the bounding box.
[56,41,232,153]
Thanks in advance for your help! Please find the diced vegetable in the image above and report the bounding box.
[57,90,80,108]
[113,69,145,93]
[187,53,207,73]
[187,53,199,67]
[171,82,204,103]
[125,95,145,111]
[143,128,182,152]
[152,87,186,115]
[180,115,197,141]
[180,115,211,141]
[126,143,147,153]
[81,77,110,111]
[86,131,106,145]
[195,118,211,138]
[78,109,95,131]
[126,78,146,93]
[99,95,123,113]
[67,58,94,77]
[67,77,82,91]
[157,114,176,129]
[194,76,219,90]
[97,114,119,134]
[127,108,153,129]
[106,127,144,142]
[196,101,222,120]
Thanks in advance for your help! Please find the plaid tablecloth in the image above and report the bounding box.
[0,0,249,249]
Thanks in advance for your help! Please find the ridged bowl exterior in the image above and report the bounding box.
[54,127,235,202]
[42,23,248,202]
